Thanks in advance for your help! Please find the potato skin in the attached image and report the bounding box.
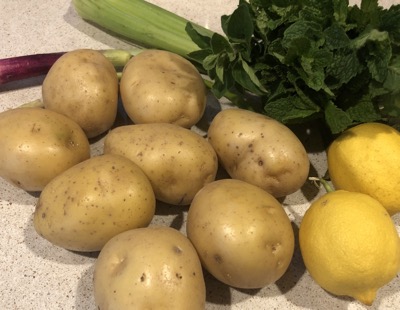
[207,108,310,197]
[94,226,206,310]
[120,49,207,128]
[103,123,218,205]
[187,179,295,289]
[33,154,156,252]
[0,107,90,191]
[42,49,119,138]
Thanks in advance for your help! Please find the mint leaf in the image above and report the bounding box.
[360,31,392,83]
[380,94,400,117]
[351,28,389,49]
[186,49,212,65]
[232,57,268,95]
[383,55,400,93]
[299,49,333,93]
[326,49,361,88]
[324,23,350,50]
[348,0,380,30]
[324,101,353,134]
[185,23,212,49]
[251,0,299,31]
[282,20,324,50]
[264,74,321,123]
[360,0,380,22]
[332,0,349,25]
[346,95,381,122]
[265,95,321,123]
[283,37,311,64]
[215,58,225,84]
[210,78,228,99]
[210,33,234,55]
[202,54,219,71]
[380,5,400,45]
[222,3,254,44]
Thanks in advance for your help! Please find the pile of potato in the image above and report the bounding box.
[0,49,311,309]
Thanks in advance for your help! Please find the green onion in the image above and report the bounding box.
[0,53,65,85]
[72,0,214,57]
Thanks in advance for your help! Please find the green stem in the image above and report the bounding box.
[17,99,44,108]
[309,177,335,193]
[100,48,143,67]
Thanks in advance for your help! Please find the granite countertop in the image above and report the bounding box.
[1,1,399,309]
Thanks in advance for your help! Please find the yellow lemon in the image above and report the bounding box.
[327,122,400,215]
[299,190,400,305]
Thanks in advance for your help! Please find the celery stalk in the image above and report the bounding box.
[72,0,214,57]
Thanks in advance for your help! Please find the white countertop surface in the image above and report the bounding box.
[1,1,400,309]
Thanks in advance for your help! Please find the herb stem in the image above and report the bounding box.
[309,177,335,193]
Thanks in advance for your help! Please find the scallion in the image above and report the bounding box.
[0,49,140,85]
[0,53,65,85]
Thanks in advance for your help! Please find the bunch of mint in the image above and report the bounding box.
[187,0,400,134]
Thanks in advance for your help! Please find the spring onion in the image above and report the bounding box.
[0,53,65,85]
[0,49,140,86]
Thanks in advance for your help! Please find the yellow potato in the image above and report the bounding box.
[94,226,206,310]
[103,123,218,205]
[0,107,90,192]
[120,49,207,128]
[208,108,310,197]
[187,179,295,289]
[33,154,156,252]
[42,49,119,138]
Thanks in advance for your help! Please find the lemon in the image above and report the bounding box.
[327,122,400,215]
[299,190,400,305]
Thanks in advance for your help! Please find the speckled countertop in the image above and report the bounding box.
[1,1,400,309]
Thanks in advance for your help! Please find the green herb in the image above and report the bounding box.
[186,0,400,134]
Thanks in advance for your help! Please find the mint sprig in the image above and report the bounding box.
[186,0,400,134]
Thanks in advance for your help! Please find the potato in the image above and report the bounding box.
[207,108,310,197]
[33,154,156,252]
[103,123,218,205]
[120,49,207,128]
[42,49,119,138]
[0,107,90,192]
[94,226,206,310]
[187,179,295,289]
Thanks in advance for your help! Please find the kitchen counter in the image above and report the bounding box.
[1,1,399,309]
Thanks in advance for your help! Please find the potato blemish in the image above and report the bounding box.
[214,254,223,264]
[175,272,183,280]
[173,245,183,254]
[111,256,128,277]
